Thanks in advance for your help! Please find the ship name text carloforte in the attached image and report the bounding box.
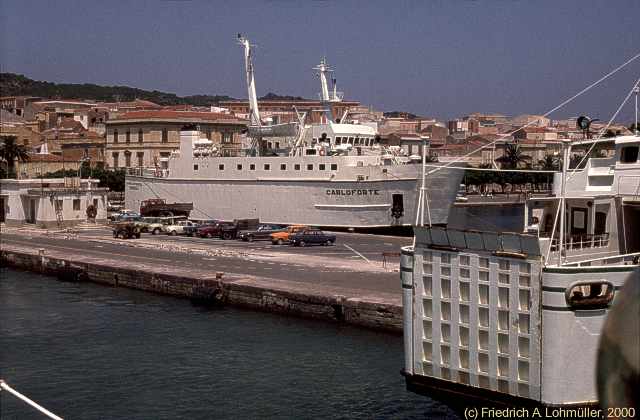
[326,189,380,196]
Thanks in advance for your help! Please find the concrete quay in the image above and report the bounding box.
[1,227,408,332]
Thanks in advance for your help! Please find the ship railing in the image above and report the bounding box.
[562,251,640,267]
[124,167,168,178]
[546,233,610,252]
[0,380,64,420]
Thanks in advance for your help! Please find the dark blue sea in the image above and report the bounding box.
[0,269,460,419]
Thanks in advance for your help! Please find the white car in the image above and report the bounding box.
[165,220,196,236]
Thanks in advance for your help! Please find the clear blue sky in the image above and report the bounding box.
[1,0,639,122]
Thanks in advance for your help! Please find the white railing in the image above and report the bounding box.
[547,233,610,252]
[563,252,640,267]
[0,380,64,420]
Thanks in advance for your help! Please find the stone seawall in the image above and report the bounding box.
[1,248,402,333]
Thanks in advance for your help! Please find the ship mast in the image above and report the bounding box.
[314,58,342,124]
[238,34,261,127]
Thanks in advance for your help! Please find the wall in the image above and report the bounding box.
[1,248,402,333]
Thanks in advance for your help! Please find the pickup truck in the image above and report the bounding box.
[270,225,308,245]
[289,229,336,247]
[238,224,286,242]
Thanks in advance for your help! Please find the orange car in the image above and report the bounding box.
[270,225,308,245]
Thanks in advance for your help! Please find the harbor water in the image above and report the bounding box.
[0,269,459,419]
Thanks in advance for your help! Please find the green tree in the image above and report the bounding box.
[495,143,531,169]
[0,135,30,178]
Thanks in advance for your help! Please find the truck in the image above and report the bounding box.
[139,198,193,218]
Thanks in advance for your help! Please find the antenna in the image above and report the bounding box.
[634,82,639,135]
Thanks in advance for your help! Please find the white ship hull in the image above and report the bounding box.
[125,164,462,228]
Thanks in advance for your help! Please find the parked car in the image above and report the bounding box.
[112,222,141,239]
[197,222,234,238]
[165,219,196,236]
[197,219,260,240]
[270,225,308,245]
[110,211,141,222]
[238,224,286,242]
[142,217,172,235]
[289,229,336,247]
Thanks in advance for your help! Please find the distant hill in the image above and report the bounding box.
[259,92,307,101]
[383,111,419,119]
[0,73,235,106]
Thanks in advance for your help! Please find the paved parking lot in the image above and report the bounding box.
[2,226,412,295]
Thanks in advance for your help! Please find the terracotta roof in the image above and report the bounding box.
[112,110,246,122]
[26,153,76,162]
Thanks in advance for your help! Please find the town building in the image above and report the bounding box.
[104,111,247,169]
[14,152,81,179]
[0,177,108,227]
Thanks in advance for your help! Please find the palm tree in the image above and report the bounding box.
[537,154,560,191]
[0,135,30,178]
[495,143,531,169]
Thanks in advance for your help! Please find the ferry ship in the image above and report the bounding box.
[125,36,463,228]
[400,131,640,407]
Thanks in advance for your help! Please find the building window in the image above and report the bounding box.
[294,164,301,170]
[319,164,326,170]
[250,163,256,170]
[336,137,341,144]
[125,152,131,168]
[55,199,63,211]
[264,164,270,170]
[194,164,199,171]
[125,130,130,143]
[137,152,144,167]
[112,152,119,168]
[330,164,338,171]
[93,198,99,208]
[307,164,313,170]
[275,142,280,149]
[267,142,272,149]
[206,129,212,140]
[219,164,225,170]
[280,164,286,170]
[237,164,243,170]
[138,129,143,142]
[73,199,81,211]
[113,130,118,143]
[162,128,168,143]
[222,132,232,144]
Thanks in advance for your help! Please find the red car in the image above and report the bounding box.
[197,222,234,238]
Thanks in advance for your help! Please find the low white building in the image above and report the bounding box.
[0,178,108,228]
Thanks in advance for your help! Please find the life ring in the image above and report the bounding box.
[86,204,97,219]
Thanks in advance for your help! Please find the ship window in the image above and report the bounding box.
[250,164,255,170]
[162,128,168,143]
[275,142,280,149]
[194,164,199,171]
[237,164,243,170]
[307,164,313,170]
[620,146,638,163]
[566,281,614,310]
[264,164,270,170]
[73,199,81,211]
[125,130,130,143]
[336,137,342,144]
[219,164,225,170]
[294,164,301,170]
[349,137,354,144]
[280,164,286,170]
[113,130,118,143]
[319,164,326,170]
[330,164,338,171]
[138,129,143,142]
